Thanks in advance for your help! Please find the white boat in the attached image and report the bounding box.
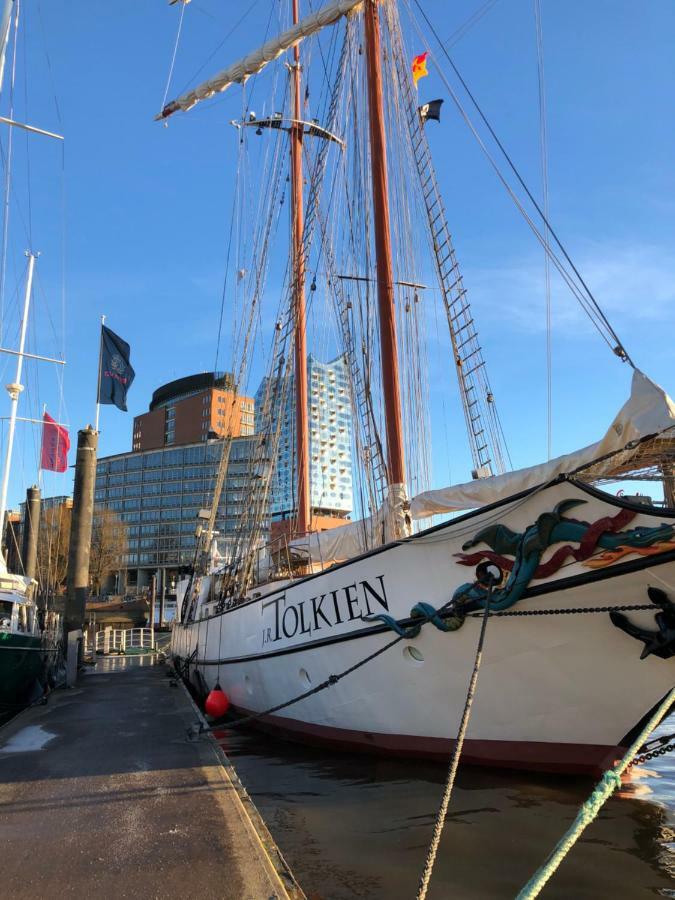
[162,0,675,774]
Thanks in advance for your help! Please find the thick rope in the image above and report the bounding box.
[517,684,675,899]
[416,585,493,900]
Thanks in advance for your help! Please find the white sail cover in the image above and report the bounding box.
[158,0,363,119]
[411,369,675,518]
[290,483,410,565]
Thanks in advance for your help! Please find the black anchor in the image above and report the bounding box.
[610,586,675,660]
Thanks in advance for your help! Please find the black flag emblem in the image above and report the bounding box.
[419,98,444,125]
[98,325,135,412]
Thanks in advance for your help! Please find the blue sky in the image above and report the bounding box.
[1,0,673,509]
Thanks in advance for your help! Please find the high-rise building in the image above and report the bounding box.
[97,372,265,597]
[132,372,254,451]
[255,354,353,521]
[95,436,262,595]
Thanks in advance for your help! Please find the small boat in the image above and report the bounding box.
[0,569,57,710]
[162,0,675,774]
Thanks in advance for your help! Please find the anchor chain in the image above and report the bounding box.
[630,731,675,767]
[468,603,655,618]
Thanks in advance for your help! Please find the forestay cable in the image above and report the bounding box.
[534,0,552,459]
[160,0,188,114]
[407,0,634,368]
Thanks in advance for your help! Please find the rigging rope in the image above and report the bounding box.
[533,0,552,460]
[444,0,502,49]
[416,579,494,900]
[20,1,32,245]
[0,0,19,346]
[177,0,263,99]
[160,0,188,114]
[213,169,238,373]
[407,0,634,368]
[195,633,404,733]
[386,0,510,479]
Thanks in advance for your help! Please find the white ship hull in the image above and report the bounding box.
[172,479,675,775]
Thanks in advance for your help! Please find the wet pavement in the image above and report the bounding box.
[0,659,302,899]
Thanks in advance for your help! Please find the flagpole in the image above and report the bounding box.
[94,314,105,432]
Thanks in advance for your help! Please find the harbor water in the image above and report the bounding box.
[219,723,675,899]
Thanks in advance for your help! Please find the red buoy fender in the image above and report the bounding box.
[205,684,230,718]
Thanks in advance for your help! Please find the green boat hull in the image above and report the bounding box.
[0,632,44,710]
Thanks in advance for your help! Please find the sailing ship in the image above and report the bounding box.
[0,0,64,713]
[163,0,675,774]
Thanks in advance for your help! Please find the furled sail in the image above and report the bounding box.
[411,370,675,518]
[157,0,363,119]
[289,483,410,565]
[289,371,675,563]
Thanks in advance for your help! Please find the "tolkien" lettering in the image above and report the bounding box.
[260,575,389,646]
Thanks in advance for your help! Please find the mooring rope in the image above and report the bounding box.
[201,633,404,733]
[183,598,659,740]
[517,684,675,899]
[416,578,495,900]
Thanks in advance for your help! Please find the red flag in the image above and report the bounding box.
[40,412,70,473]
[411,51,429,86]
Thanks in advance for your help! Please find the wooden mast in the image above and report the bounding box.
[363,0,406,489]
[291,0,311,536]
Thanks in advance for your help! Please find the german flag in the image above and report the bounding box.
[411,52,429,86]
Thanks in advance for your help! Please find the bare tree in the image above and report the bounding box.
[36,503,72,605]
[89,508,127,596]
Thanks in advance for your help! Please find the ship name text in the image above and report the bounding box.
[260,575,389,646]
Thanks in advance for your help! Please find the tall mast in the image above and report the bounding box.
[291,0,311,535]
[0,0,14,98]
[363,0,406,489]
[0,251,36,545]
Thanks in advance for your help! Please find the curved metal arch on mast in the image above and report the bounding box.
[233,115,345,148]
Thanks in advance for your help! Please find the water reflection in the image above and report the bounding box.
[221,724,675,899]
[83,653,157,675]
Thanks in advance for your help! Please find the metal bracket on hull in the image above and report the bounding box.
[610,586,675,659]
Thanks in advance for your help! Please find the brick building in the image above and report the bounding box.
[132,372,254,451]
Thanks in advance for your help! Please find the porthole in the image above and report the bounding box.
[299,667,312,685]
[403,645,425,666]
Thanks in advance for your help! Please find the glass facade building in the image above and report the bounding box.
[94,437,261,591]
[255,354,353,519]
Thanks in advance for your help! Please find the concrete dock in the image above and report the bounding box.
[0,657,304,899]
